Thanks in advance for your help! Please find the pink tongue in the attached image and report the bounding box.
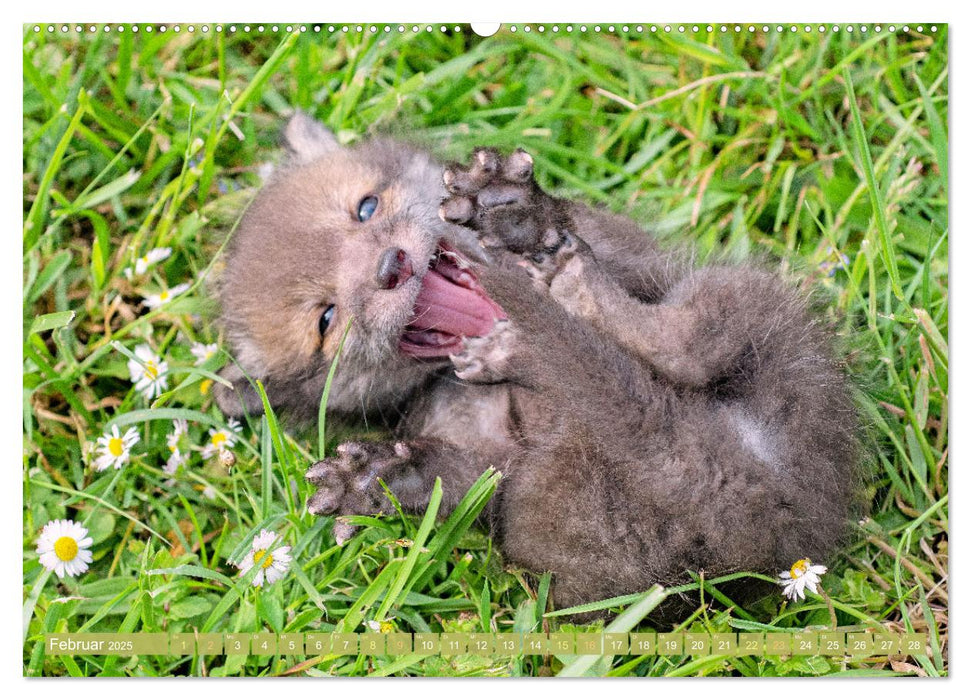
[410,268,503,336]
[401,268,505,358]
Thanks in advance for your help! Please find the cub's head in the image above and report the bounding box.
[216,113,501,424]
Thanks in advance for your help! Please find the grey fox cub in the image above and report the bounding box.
[216,113,859,609]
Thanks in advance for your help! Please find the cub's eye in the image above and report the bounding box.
[318,305,335,337]
[357,195,379,222]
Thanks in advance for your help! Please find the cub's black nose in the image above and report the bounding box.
[375,247,414,290]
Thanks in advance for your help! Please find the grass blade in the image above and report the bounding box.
[843,66,903,300]
[557,585,667,677]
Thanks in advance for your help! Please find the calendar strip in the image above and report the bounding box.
[43,631,928,659]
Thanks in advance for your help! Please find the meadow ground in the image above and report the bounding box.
[22,23,948,676]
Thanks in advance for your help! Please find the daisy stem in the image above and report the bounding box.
[818,586,838,630]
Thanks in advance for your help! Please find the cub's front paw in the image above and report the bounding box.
[450,319,516,383]
[305,441,411,517]
[439,148,567,254]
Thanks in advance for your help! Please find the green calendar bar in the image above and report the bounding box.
[42,631,929,659]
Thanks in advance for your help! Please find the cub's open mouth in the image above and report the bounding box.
[399,241,506,358]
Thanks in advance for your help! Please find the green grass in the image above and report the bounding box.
[22,23,948,677]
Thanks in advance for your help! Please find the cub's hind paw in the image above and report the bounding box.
[450,319,516,383]
[305,441,411,516]
[519,230,591,288]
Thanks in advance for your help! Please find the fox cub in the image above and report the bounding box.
[215,113,859,609]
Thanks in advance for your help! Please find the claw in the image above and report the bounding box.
[449,320,514,383]
[443,163,476,195]
[336,442,371,469]
[305,459,334,484]
[473,147,499,175]
[439,196,474,224]
[332,519,358,545]
[540,227,562,249]
[503,149,534,182]
[308,483,344,515]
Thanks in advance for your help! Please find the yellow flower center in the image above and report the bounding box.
[108,436,125,457]
[145,361,159,380]
[159,291,170,301]
[54,536,78,562]
[211,432,227,447]
[200,378,213,395]
[790,558,811,579]
[253,549,274,570]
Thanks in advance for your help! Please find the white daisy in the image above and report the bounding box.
[201,418,242,459]
[235,529,292,587]
[778,558,828,601]
[162,419,191,474]
[144,282,191,310]
[190,342,219,365]
[127,344,169,400]
[94,425,140,471]
[134,247,172,275]
[164,448,189,475]
[36,519,94,578]
[167,418,188,447]
[202,485,217,501]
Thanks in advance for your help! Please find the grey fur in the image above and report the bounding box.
[217,115,861,613]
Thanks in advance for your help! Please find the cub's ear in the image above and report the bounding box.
[281,111,339,165]
[214,363,267,419]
